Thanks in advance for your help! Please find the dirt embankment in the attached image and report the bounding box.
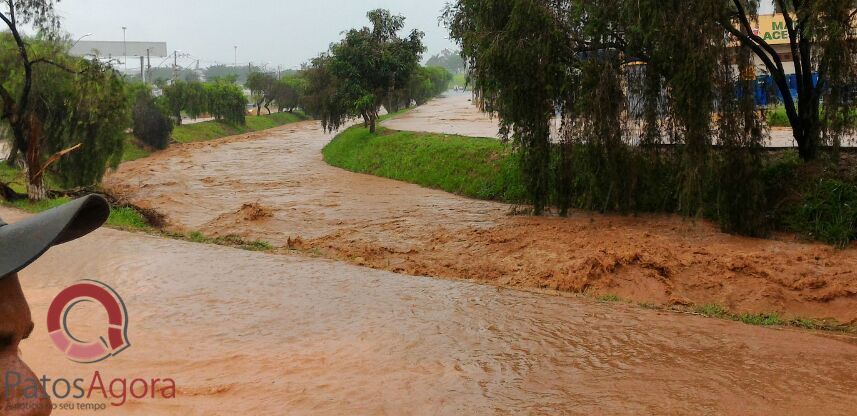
[104,111,857,324]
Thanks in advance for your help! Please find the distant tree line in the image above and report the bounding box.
[301,9,452,133]
[426,49,465,74]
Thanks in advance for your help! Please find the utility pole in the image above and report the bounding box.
[140,56,145,81]
[122,26,127,74]
[234,46,238,67]
[173,50,178,83]
[146,48,151,84]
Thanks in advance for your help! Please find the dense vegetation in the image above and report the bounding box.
[326,125,857,247]
[444,0,857,240]
[302,9,451,133]
[1,30,130,199]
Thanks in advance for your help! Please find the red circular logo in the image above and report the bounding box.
[46,280,130,363]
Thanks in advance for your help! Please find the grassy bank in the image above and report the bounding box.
[450,73,467,89]
[123,111,308,162]
[768,105,857,128]
[323,126,857,247]
[322,126,526,202]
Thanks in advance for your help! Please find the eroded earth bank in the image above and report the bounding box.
[104,101,857,324]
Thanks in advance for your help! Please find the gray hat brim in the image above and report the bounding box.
[0,194,110,279]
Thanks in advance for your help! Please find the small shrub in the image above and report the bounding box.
[790,178,857,247]
[132,91,173,150]
[694,304,729,318]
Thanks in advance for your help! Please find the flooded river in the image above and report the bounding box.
[104,105,857,323]
[3,207,856,415]
[384,93,854,148]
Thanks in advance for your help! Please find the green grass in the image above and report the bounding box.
[322,126,527,202]
[168,230,272,252]
[596,294,622,302]
[172,111,307,144]
[122,134,151,162]
[450,73,467,89]
[107,206,152,231]
[4,195,152,232]
[767,105,857,128]
[692,303,853,332]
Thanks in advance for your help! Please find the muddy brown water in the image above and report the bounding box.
[2,207,855,415]
[384,93,856,148]
[104,104,857,323]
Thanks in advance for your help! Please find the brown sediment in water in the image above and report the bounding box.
[104,108,857,324]
[3,206,856,415]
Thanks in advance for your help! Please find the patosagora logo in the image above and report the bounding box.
[46,280,130,363]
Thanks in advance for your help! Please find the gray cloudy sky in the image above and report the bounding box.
[53,0,458,70]
[45,0,776,71]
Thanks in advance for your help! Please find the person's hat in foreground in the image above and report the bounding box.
[0,194,110,279]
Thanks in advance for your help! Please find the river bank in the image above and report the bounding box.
[103,113,857,324]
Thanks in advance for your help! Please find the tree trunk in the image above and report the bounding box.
[24,114,46,201]
[26,170,46,201]
[256,104,261,116]
[369,116,376,134]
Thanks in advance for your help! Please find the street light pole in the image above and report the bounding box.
[234,45,238,67]
[122,26,127,73]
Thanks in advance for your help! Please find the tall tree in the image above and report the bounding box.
[719,0,857,160]
[303,9,425,133]
[246,72,276,116]
[0,0,62,200]
[445,0,856,231]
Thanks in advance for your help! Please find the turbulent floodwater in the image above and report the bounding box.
[4,206,856,415]
[104,107,857,322]
[384,92,854,148]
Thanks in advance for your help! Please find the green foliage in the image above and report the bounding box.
[272,74,306,113]
[445,0,857,235]
[406,66,453,106]
[132,89,173,150]
[122,134,151,162]
[322,126,527,202]
[107,206,152,231]
[161,80,209,123]
[303,9,426,133]
[204,64,258,85]
[426,49,465,74]
[245,72,277,115]
[33,53,130,189]
[204,81,247,125]
[790,178,857,247]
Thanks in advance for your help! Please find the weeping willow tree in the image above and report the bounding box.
[445,0,856,235]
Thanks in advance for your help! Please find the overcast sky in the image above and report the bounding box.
[42,1,776,72]
[52,0,458,70]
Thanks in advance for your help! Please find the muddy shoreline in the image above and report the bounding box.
[103,103,857,324]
